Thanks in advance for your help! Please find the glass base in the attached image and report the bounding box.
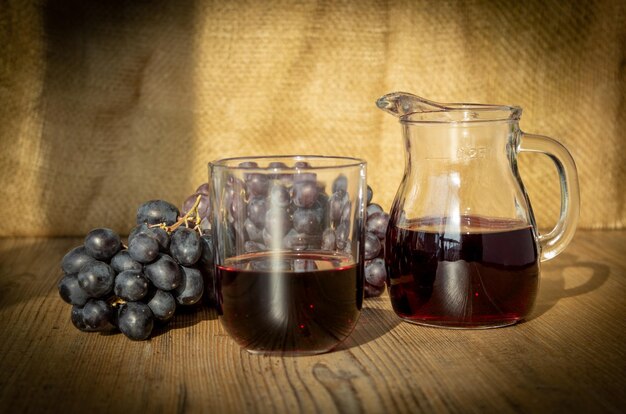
[245,348,334,356]
[400,317,522,330]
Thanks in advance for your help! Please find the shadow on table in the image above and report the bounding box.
[336,296,401,351]
[150,301,218,338]
[527,252,610,321]
[0,239,73,311]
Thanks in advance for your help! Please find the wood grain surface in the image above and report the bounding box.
[0,231,624,413]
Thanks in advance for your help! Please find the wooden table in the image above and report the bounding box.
[0,231,624,413]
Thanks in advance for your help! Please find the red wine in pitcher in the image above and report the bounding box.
[386,216,539,328]
[216,251,362,354]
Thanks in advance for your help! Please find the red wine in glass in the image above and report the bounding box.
[216,251,362,354]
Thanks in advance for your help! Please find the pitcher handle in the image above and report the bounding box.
[520,133,580,261]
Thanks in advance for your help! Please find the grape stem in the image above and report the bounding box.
[149,195,205,235]
[108,296,126,307]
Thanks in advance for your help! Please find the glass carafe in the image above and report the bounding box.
[378,92,580,328]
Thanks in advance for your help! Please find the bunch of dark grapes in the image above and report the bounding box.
[58,167,390,340]
[364,187,390,298]
[58,192,214,341]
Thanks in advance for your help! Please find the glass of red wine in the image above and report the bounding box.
[210,156,367,354]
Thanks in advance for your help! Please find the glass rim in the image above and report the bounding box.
[209,155,367,171]
[400,105,523,124]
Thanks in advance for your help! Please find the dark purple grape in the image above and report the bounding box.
[110,250,142,273]
[118,302,154,340]
[335,222,350,250]
[77,261,115,298]
[244,241,266,253]
[222,224,237,257]
[238,161,258,168]
[329,190,349,224]
[293,259,318,272]
[199,234,214,265]
[264,207,291,237]
[247,197,267,227]
[82,299,114,330]
[84,228,121,261]
[148,227,170,251]
[202,267,217,305]
[365,258,387,287]
[233,221,247,245]
[366,185,373,204]
[321,228,336,250]
[364,232,381,260]
[293,208,322,234]
[364,282,385,298]
[268,184,290,208]
[263,228,297,249]
[229,191,247,222]
[115,270,149,301]
[182,194,198,216]
[268,161,288,169]
[58,273,90,306]
[279,171,295,185]
[367,203,384,218]
[144,254,182,291]
[280,172,294,190]
[317,191,329,207]
[316,200,329,230]
[182,193,210,219]
[199,217,211,232]
[174,266,204,305]
[71,306,98,332]
[341,200,352,223]
[244,218,264,242]
[292,180,318,208]
[128,232,160,264]
[367,212,390,239]
[195,194,211,219]
[246,173,270,197]
[196,182,210,196]
[223,187,234,222]
[136,200,180,226]
[227,175,246,191]
[332,175,348,193]
[293,172,317,183]
[294,161,311,168]
[129,224,170,251]
[283,229,309,251]
[262,228,275,248]
[170,227,202,266]
[146,289,176,322]
[307,234,323,250]
[128,225,143,243]
[342,239,353,257]
[61,246,95,274]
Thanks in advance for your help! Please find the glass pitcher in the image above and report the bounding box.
[377,92,580,328]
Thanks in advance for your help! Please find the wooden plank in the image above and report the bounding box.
[0,232,624,413]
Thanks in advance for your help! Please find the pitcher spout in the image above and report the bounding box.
[376,92,449,117]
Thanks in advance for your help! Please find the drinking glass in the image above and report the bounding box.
[210,156,366,354]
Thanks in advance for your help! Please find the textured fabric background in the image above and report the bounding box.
[1,0,624,236]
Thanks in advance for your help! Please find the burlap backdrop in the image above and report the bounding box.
[1,0,624,236]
